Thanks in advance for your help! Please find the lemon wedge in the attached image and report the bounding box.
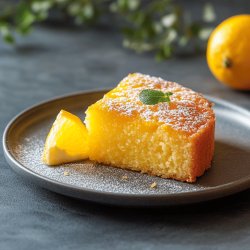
[42,110,88,165]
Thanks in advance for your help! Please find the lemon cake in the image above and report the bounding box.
[85,73,215,182]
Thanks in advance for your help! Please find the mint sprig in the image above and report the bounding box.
[139,89,173,105]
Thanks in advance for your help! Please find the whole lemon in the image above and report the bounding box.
[207,15,250,90]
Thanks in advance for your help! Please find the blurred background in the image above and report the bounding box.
[1,0,250,56]
[0,0,249,112]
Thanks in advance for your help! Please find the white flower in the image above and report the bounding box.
[162,14,176,27]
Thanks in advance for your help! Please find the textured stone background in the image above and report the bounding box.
[1,2,250,250]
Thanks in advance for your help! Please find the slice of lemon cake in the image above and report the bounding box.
[85,73,215,182]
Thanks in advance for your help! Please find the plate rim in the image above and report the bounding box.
[3,89,250,206]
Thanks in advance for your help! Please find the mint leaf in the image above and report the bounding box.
[139,89,173,105]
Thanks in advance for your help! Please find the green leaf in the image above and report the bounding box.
[117,0,129,11]
[139,89,173,105]
[19,9,35,27]
[3,33,14,44]
[18,25,32,35]
[0,22,15,44]
[162,43,172,58]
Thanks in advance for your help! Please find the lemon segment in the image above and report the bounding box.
[42,110,89,165]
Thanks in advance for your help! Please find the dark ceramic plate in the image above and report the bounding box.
[3,90,250,206]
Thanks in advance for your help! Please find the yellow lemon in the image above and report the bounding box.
[42,110,88,165]
[207,15,250,90]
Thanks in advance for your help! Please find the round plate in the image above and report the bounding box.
[3,90,250,206]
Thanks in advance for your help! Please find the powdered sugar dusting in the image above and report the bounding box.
[100,73,214,135]
[11,123,204,195]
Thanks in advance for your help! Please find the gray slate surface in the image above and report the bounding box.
[1,25,250,250]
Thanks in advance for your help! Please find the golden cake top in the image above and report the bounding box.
[98,73,215,135]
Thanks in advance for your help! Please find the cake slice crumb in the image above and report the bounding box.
[150,182,157,189]
[64,171,70,176]
[121,175,128,180]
